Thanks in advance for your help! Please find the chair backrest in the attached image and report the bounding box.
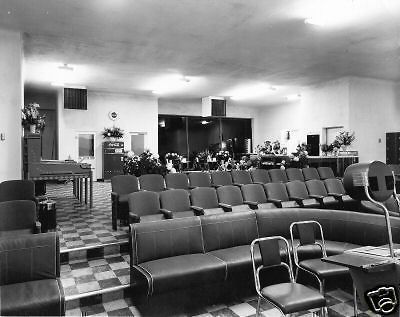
[190,187,219,209]
[165,173,189,190]
[231,170,252,185]
[159,189,191,212]
[323,178,346,195]
[289,221,326,265]
[286,180,309,199]
[0,232,59,285]
[201,211,258,252]
[241,184,267,204]
[128,191,160,217]
[268,169,288,183]
[0,180,35,202]
[264,182,290,202]
[216,185,244,206]
[250,236,294,291]
[0,200,36,231]
[302,167,320,181]
[250,169,271,184]
[188,172,211,188]
[130,217,203,264]
[111,175,139,195]
[139,174,165,192]
[286,168,305,182]
[211,171,233,187]
[317,167,335,180]
[305,179,328,196]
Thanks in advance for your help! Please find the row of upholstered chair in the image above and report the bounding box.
[111,167,339,228]
[127,179,358,223]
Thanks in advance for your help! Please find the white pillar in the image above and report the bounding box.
[0,29,23,181]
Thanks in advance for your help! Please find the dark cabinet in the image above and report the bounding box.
[386,132,400,164]
[103,141,124,180]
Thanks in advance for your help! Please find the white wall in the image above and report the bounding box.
[349,77,399,162]
[256,78,350,154]
[0,29,23,182]
[58,90,158,179]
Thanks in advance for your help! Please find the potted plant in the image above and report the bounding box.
[21,103,46,133]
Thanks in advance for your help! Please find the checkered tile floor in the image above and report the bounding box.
[61,253,130,297]
[46,181,378,317]
[66,287,378,317]
[46,182,128,251]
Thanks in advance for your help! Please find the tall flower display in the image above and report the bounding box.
[21,103,46,133]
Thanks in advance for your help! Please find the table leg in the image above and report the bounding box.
[90,170,93,209]
[79,178,83,204]
[85,177,88,205]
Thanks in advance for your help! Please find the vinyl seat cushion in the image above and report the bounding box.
[139,253,227,294]
[260,282,326,313]
[0,279,64,316]
[299,259,349,277]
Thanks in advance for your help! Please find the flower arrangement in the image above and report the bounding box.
[102,126,124,139]
[291,143,309,168]
[334,131,355,147]
[195,150,211,163]
[256,141,273,155]
[21,103,46,132]
[215,150,230,163]
[123,150,167,176]
[165,152,182,162]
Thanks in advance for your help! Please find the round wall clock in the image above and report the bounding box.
[108,111,118,121]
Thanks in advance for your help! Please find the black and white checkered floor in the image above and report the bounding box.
[45,182,377,317]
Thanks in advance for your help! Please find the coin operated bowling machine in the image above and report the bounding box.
[341,161,400,316]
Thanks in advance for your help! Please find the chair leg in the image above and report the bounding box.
[256,296,261,317]
[353,284,358,317]
[294,267,299,281]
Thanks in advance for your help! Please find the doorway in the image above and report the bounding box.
[307,134,320,156]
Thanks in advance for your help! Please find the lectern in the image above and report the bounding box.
[324,161,400,316]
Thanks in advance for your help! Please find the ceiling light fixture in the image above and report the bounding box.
[286,94,301,101]
[51,82,65,87]
[201,120,209,125]
[58,63,74,71]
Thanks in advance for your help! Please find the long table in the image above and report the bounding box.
[27,160,93,208]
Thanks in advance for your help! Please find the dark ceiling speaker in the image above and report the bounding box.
[64,88,87,110]
[202,96,226,117]
[343,161,394,202]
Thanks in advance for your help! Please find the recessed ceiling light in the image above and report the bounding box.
[201,120,209,125]
[286,94,301,101]
[51,82,65,87]
[7,11,11,15]
[304,17,325,26]
[58,63,74,71]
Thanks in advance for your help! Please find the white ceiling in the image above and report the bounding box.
[1,0,400,106]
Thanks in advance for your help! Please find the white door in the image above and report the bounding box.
[77,132,96,177]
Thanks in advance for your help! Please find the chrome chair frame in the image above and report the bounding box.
[250,236,326,317]
[289,221,326,293]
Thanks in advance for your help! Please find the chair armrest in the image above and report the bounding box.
[218,203,232,212]
[232,183,243,187]
[190,205,205,216]
[212,184,223,188]
[111,192,120,201]
[188,185,196,190]
[243,200,259,210]
[267,198,283,208]
[289,196,305,206]
[253,181,264,185]
[328,192,343,200]
[34,221,42,234]
[309,195,324,206]
[159,208,173,219]
[129,212,141,224]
